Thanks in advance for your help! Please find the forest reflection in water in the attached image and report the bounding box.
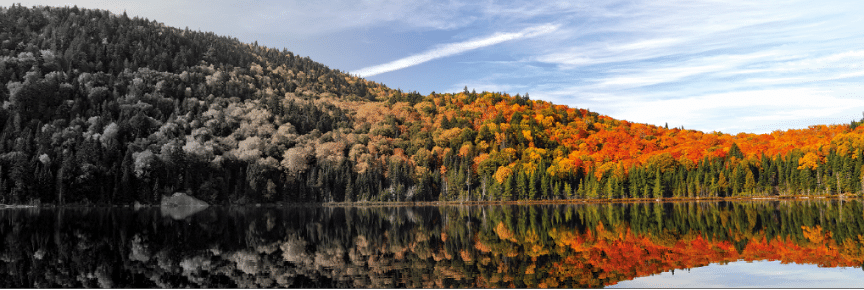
[2,200,864,288]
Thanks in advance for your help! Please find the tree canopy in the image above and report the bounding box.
[1,4,864,205]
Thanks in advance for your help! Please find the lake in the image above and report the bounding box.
[1,200,864,288]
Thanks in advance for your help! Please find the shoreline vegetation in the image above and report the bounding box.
[2,193,859,209]
[319,193,860,207]
[4,5,864,208]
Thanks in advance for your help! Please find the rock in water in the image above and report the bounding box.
[161,192,208,207]
[160,192,209,220]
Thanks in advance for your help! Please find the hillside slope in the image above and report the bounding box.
[1,5,863,205]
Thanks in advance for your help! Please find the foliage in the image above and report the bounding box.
[1,5,864,205]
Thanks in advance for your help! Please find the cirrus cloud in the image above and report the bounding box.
[352,24,559,77]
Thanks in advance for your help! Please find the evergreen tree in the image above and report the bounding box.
[540,162,551,198]
[517,171,528,200]
[728,143,744,160]
[744,169,756,196]
[652,170,663,199]
[529,170,538,200]
[717,172,728,197]
[503,174,514,201]
[564,182,573,199]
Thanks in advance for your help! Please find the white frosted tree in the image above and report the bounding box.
[133,150,156,179]
[182,135,215,162]
[315,141,346,165]
[281,146,313,178]
[235,136,263,162]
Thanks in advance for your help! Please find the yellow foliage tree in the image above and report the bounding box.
[798,152,821,170]
[494,166,514,184]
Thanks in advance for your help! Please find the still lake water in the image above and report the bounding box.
[2,200,864,288]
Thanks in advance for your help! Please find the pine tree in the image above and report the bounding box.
[577,179,585,199]
[540,165,551,199]
[517,171,528,200]
[555,181,563,200]
[688,176,697,198]
[529,170,538,200]
[606,177,616,199]
[585,172,598,199]
[744,169,756,196]
[860,164,864,196]
[590,178,599,199]
[729,143,744,159]
[564,182,573,199]
[731,165,742,195]
[503,174,514,201]
[653,170,663,199]
[344,173,354,202]
[718,172,728,197]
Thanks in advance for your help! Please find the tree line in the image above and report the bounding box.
[2,5,864,205]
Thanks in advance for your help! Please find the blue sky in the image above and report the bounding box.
[14,0,864,134]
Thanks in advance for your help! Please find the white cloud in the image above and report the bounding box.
[13,0,864,134]
[608,38,683,52]
[598,64,726,87]
[250,1,477,33]
[469,0,864,134]
[618,51,782,84]
[352,24,559,77]
[13,1,482,36]
[596,87,864,133]
[529,1,847,69]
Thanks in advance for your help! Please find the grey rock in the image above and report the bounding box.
[160,192,209,220]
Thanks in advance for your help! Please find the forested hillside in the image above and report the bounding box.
[2,5,864,205]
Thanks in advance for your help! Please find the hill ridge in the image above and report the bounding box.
[1,4,863,205]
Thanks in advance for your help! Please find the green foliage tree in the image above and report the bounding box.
[0,5,862,205]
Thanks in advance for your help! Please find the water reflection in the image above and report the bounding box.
[609,261,864,288]
[1,200,863,288]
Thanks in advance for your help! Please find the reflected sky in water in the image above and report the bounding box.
[610,260,864,288]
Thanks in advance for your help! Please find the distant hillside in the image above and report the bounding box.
[1,5,863,205]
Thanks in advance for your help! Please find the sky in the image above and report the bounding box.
[11,0,864,134]
[608,260,864,288]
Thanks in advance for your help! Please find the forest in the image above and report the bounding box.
[2,4,864,205]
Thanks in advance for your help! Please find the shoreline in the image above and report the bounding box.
[315,193,860,208]
[3,193,857,209]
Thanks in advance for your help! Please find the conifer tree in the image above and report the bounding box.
[744,169,756,196]
[529,170,538,200]
[503,174,514,201]
[718,172,728,197]
[517,171,528,200]
[729,143,744,160]
[653,170,663,199]
[564,182,572,199]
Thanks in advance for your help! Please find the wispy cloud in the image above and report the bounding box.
[456,0,864,133]
[532,2,808,68]
[250,0,479,34]
[20,0,864,134]
[538,86,864,134]
[590,51,787,88]
[352,24,558,77]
